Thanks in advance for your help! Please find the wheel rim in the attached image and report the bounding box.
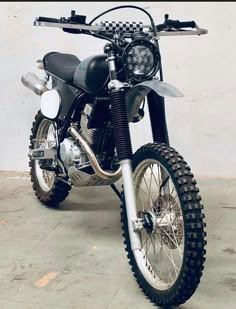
[133,159,185,291]
[34,119,56,192]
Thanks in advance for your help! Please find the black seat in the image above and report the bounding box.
[43,52,80,83]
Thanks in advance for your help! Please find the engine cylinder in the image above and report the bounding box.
[80,103,104,150]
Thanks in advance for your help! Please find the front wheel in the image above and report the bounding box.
[121,143,206,307]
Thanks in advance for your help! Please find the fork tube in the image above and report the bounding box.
[110,89,141,250]
[120,160,141,250]
[147,91,169,145]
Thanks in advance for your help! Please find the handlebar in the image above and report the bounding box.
[36,16,195,30]
[34,12,208,38]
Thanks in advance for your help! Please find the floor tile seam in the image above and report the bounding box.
[106,276,131,309]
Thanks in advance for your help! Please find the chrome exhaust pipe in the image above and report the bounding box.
[68,126,122,180]
[21,72,48,96]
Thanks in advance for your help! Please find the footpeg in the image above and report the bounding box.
[29,148,56,160]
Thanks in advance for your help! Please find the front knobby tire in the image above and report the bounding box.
[29,111,71,207]
[121,143,207,307]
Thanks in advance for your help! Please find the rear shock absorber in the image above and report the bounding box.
[147,90,170,146]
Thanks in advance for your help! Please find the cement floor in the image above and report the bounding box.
[0,172,235,309]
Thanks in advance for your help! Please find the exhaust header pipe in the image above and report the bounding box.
[21,72,48,96]
[68,126,122,180]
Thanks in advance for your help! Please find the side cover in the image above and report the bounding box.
[52,78,82,121]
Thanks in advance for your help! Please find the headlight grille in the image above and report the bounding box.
[122,39,160,81]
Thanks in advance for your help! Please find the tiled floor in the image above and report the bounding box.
[0,172,235,308]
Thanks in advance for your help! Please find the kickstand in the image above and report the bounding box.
[110,184,122,201]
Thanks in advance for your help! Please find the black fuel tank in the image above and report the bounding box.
[73,54,109,94]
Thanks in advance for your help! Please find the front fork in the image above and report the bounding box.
[106,44,140,249]
[147,91,170,194]
[107,46,169,250]
[109,88,141,250]
[147,91,169,146]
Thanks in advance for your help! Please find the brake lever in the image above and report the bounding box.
[67,10,86,24]
[155,14,173,32]
[155,24,166,31]
[156,15,192,32]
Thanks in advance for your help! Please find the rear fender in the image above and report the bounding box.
[126,79,184,122]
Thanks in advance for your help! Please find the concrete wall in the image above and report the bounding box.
[1,2,236,177]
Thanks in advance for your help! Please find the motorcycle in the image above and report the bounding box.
[21,5,208,307]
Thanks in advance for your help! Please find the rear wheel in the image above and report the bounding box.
[121,143,206,307]
[29,111,71,207]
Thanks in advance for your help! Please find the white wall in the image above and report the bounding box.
[1,2,236,177]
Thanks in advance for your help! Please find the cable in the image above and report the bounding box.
[88,5,157,37]
[79,30,121,50]
[156,40,163,81]
[88,5,160,76]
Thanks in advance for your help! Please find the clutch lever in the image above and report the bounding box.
[156,14,196,32]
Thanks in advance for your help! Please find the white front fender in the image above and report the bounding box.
[126,79,184,122]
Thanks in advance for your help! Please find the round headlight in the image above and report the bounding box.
[122,39,160,81]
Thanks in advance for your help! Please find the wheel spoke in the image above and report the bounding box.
[153,239,162,274]
[145,237,152,257]
[159,245,163,279]
[161,245,180,273]
[152,165,160,191]
[142,233,150,250]
[147,234,156,259]
[138,185,149,196]
[156,201,172,226]
[139,190,145,211]
[168,246,179,278]
[170,185,176,197]
[159,226,182,254]
[148,166,153,206]
[157,164,162,189]
[143,175,154,205]
[169,218,184,256]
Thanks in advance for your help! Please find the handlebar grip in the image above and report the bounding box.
[166,20,196,29]
[37,16,61,23]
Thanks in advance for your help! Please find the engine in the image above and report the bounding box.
[59,103,105,170]
[59,101,120,187]
[60,138,84,169]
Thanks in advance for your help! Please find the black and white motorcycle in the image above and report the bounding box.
[22,5,208,307]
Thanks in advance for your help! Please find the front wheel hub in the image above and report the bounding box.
[142,211,155,234]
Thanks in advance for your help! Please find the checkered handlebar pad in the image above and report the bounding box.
[99,21,144,33]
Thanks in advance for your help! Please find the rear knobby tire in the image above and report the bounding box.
[29,111,71,207]
[121,143,206,307]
